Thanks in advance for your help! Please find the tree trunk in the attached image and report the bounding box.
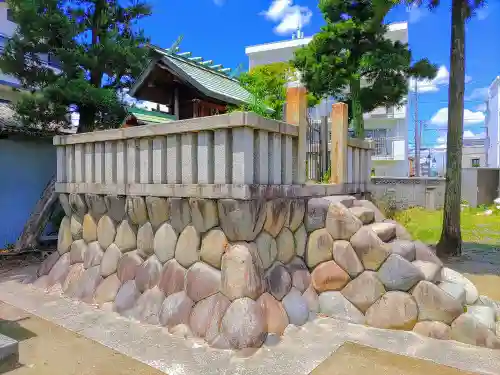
[436,0,466,257]
[350,78,364,138]
[77,106,96,133]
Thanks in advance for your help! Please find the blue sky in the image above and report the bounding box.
[138,0,499,149]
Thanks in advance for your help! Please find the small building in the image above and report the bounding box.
[485,76,500,168]
[129,45,254,119]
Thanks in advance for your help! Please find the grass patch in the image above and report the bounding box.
[393,206,500,245]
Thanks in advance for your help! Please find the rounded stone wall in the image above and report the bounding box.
[33,193,500,351]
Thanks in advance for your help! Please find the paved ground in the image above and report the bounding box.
[0,303,166,375]
[0,265,499,375]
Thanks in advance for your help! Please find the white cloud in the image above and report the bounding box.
[476,5,492,20]
[475,103,487,112]
[407,4,426,24]
[261,0,312,35]
[409,66,472,94]
[434,130,485,149]
[430,107,485,126]
[465,86,489,101]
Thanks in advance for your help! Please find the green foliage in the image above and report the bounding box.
[292,0,437,137]
[0,0,152,133]
[233,62,320,120]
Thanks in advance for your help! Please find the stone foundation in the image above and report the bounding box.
[33,193,500,351]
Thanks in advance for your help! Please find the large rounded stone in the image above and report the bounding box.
[389,240,416,261]
[413,321,452,340]
[302,286,319,312]
[276,227,295,264]
[439,281,466,305]
[115,220,137,253]
[145,196,170,230]
[114,280,140,313]
[311,260,350,293]
[47,253,71,285]
[72,266,103,302]
[325,202,363,240]
[85,194,107,219]
[349,206,374,225]
[465,305,496,331]
[70,215,83,240]
[294,224,307,258]
[97,215,116,250]
[258,293,289,335]
[189,293,230,342]
[175,225,200,268]
[200,227,229,269]
[367,222,396,242]
[38,251,60,276]
[341,271,385,313]
[154,222,177,263]
[84,241,103,269]
[135,255,162,292]
[318,291,365,323]
[189,198,219,233]
[305,228,334,268]
[69,193,87,218]
[169,198,191,234]
[59,194,72,217]
[136,222,154,258]
[350,227,391,271]
[265,262,292,301]
[332,240,364,278]
[185,262,222,302]
[159,291,194,327]
[451,314,500,349]
[305,198,329,232]
[412,281,464,325]
[70,239,87,264]
[255,231,278,270]
[62,263,85,296]
[158,259,186,296]
[126,196,148,225]
[117,251,143,283]
[100,244,122,277]
[285,200,305,232]
[217,199,266,241]
[365,291,418,330]
[263,199,288,237]
[412,260,441,282]
[221,297,266,349]
[287,257,310,293]
[130,286,165,325]
[282,287,309,326]
[414,241,443,266]
[354,199,385,222]
[440,267,479,305]
[384,219,412,240]
[377,254,424,292]
[82,214,98,243]
[104,195,126,222]
[57,217,72,255]
[221,242,264,301]
[93,273,121,305]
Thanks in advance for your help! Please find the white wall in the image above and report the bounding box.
[487,78,500,168]
[0,138,57,247]
[0,4,16,37]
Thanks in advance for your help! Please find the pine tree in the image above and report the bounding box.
[292,0,437,138]
[0,0,152,133]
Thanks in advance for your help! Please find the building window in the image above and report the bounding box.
[471,158,480,167]
[7,9,14,22]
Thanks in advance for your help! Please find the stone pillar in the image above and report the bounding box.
[286,81,308,184]
[330,103,348,184]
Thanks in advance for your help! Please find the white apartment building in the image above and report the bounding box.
[245,22,410,177]
[486,76,500,168]
[0,0,21,102]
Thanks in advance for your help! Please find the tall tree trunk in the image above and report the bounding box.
[436,0,466,257]
[350,78,364,138]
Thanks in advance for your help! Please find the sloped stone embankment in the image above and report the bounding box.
[33,193,500,350]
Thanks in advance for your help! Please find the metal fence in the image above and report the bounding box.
[306,115,329,181]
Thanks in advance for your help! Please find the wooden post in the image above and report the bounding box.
[330,102,348,184]
[286,82,307,184]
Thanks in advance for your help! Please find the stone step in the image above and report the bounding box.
[0,333,18,362]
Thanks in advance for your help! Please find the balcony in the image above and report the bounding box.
[364,105,406,120]
[370,136,406,161]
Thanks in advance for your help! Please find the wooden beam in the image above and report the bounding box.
[330,102,348,184]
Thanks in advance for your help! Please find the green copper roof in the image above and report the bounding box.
[130,46,254,107]
[128,107,176,123]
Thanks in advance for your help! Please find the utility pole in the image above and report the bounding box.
[414,80,421,177]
